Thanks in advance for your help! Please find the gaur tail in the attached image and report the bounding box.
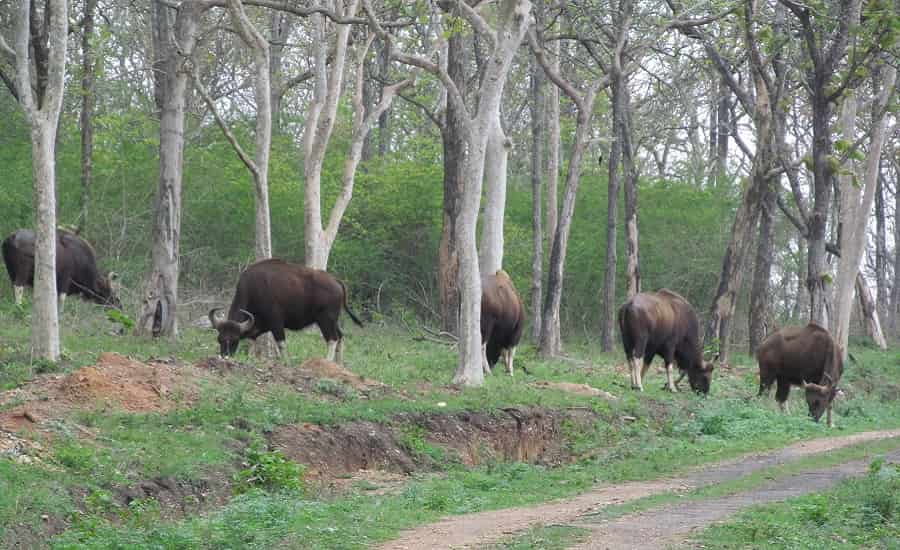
[1,238,16,281]
[339,280,364,327]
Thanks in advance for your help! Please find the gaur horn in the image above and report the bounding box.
[802,379,828,393]
[208,307,225,330]
[237,309,255,334]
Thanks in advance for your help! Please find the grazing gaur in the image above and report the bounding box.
[2,229,121,311]
[209,259,362,363]
[756,323,844,427]
[617,289,715,394]
[481,270,525,376]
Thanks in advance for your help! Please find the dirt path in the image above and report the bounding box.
[378,429,900,550]
[572,448,900,549]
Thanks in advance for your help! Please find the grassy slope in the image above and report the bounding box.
[1,303,899,548]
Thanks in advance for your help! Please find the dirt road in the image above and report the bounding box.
[379,429,900,550]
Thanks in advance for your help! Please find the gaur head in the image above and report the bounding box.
[95,272,122,309]
[802,374,837,422]
[209,308,255,356]
[685,351,717,395]
[686,360,715,395]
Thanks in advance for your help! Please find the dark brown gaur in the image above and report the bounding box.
[618,289,715,394]
[480,270,525,376]
[209,259,362,363]
[2,228,122,311]
[756,323,844,427]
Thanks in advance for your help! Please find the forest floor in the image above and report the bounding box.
[0,299,899,548]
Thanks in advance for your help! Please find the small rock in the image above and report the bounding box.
[622,415,637,422]
[437,402,447,408]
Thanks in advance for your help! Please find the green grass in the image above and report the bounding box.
[690,460,900,549]
[1,304,900,547]
[487,524,591,549]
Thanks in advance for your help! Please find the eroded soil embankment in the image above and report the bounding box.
[270,406,600,478]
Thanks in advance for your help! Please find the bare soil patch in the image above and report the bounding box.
[531,381,618,401]
[0,352,202,437]
[270,407,599,479]
[195,356,390,398]
[379,429,900,550]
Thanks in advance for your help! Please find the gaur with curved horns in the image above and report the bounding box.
[209,259,362,363]
[756,323,844,427]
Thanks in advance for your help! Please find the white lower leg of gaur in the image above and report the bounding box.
[58,293,66,313]
[779,401,788,414]
[827,405,833,428]
[482,342,492,375]
[334,338,344,365]
[634,358,645,391]
[628,357,637,388]
[326,340,338,362]
[505,346,516,376]
[13,286,23,305]
[275,340,286,357]
[665,363,678,392]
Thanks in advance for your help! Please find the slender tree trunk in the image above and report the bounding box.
[479,116,510,274]
[545,35,560,247]
[438,31,466,334]
[748,184,776,353]
[622,88,640,298]
[714,76,730,186]
[601,73,623,352]
[30,121,61,360]
[529,51,544,342]
[302,1,356,270]
[137,1,202,338]
[856,273,887,348]
[891,169,900,336]
[79,0,97,232]
[875,170,888,321]
[452,0,531,386]
[538,85,599,357]
[832,64,895,356]
[539,96,596,356]
[13,0,69,360]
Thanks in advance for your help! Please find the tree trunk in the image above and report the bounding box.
[30,121,61,360]
[874,170,888,321]
[79,0,97,232]
[537,75,599,356]
[714,76,730,186]
[438,31,466,335]
[539,94,596,357]
[832,63,895,357]
[302,1,357,270]
[529,49,544,342]
[479,115,510,275]
[748,184,776,354]
[856,273,888,349]
[622,88,640,299]
[601,72,623,352]
[451,0,531,386]
[137,1,202,338]
[545,35,560,247]
[13,0,69,361]
[891,168,900,337]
